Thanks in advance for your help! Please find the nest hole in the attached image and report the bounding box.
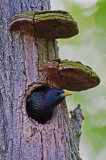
[26,85,53,125]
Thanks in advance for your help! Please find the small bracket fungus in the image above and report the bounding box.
[39,59,100,91]
[9,10,78,40]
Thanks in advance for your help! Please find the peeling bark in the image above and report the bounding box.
[0,0,83,160]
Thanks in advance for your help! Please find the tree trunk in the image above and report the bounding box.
[0,0,83,159]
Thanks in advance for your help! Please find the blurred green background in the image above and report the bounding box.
[51,0,106,159]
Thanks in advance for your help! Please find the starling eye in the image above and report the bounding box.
[54,93,60,96]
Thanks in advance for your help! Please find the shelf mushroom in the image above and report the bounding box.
[9,10,100,91]
[39,59,100,91]
[9,10,78,40]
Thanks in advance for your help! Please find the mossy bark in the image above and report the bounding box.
[0,0,82,160]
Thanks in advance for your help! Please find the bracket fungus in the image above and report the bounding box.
[39,59,100,91]
[9,10,78,40]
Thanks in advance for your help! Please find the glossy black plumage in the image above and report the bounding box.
[26,86,66,124]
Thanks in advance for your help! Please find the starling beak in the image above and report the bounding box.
[65,92,72,96]
[26,86,72,124]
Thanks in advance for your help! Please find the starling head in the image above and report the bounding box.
[41,89,66,110]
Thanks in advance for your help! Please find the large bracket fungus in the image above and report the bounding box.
[39,59,100,91]
[9,10,78,40]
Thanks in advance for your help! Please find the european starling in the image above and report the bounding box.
[26,86,72,124]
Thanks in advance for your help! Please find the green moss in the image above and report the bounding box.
[12,11,64,18]
[12,11,77,25]
[12,11,35,19]
[59,60,100,81]
[34,12,74,23]
[74,132,79,142]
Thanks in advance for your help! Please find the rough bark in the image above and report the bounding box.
[0,0,83,160]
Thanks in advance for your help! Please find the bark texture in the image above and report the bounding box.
[0,0,82,160]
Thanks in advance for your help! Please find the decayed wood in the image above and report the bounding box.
[70,104,85,151]
[0,0,83,160]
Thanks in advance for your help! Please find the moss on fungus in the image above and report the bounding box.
[40,59,100,91]
[9,10,79,39]
[59,60,100,80]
